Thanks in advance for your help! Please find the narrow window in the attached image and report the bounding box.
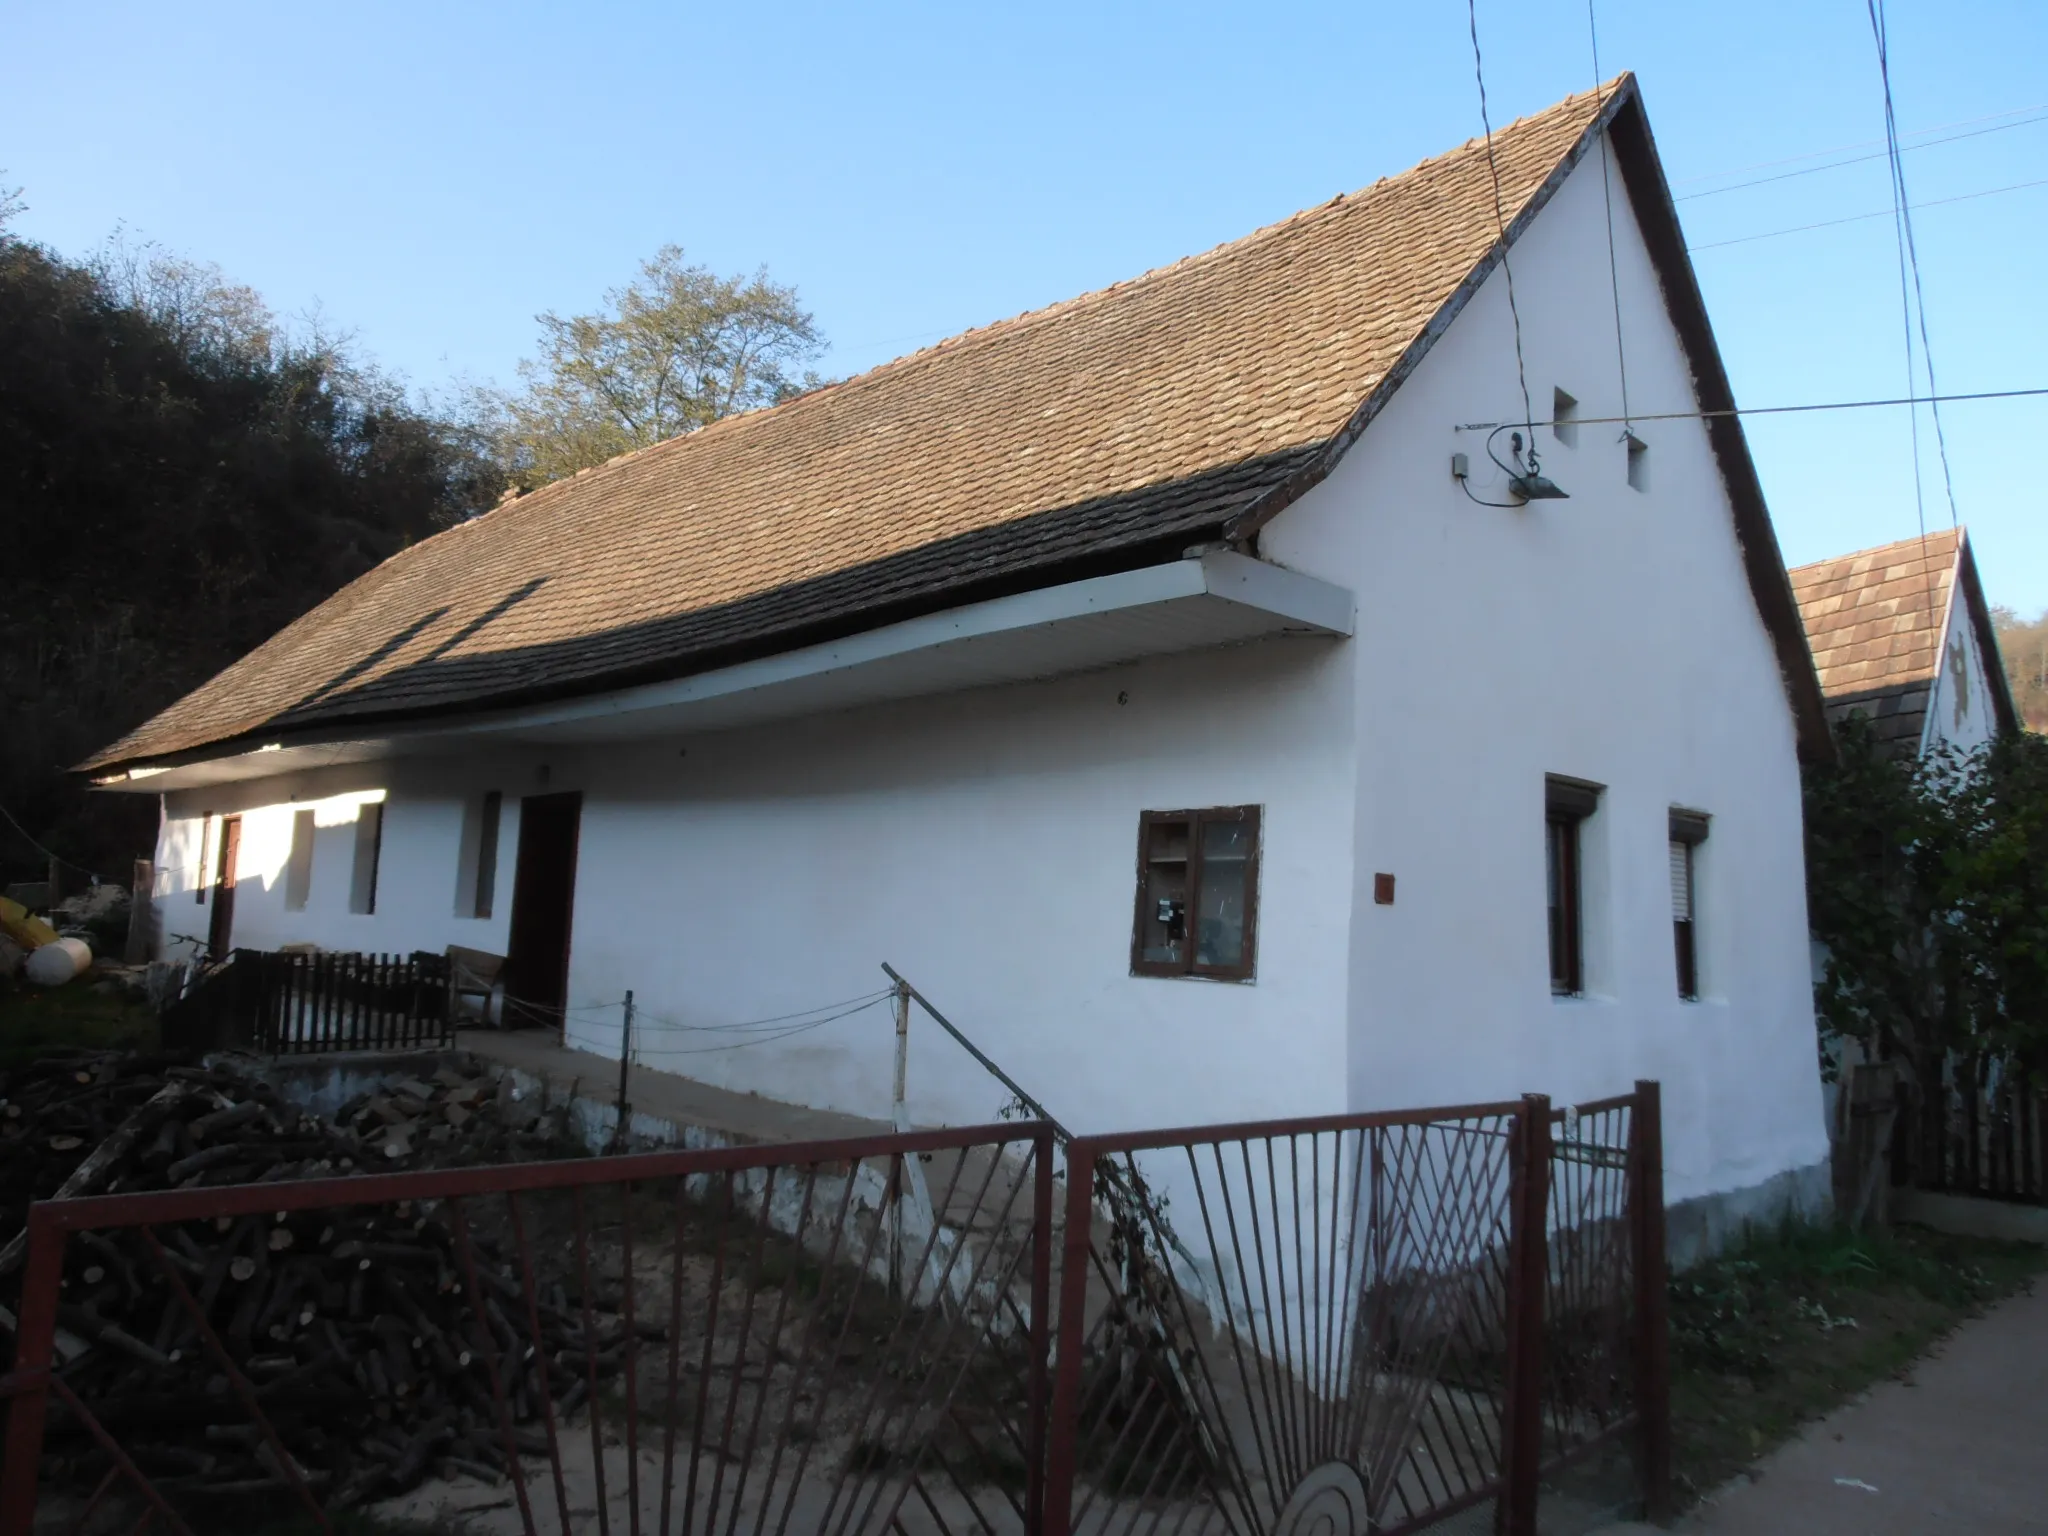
[1552,387,1579,449]
[1132,806,1261,981]
[195,814,211,903]
[285,808,316,911]
[1670,809,1709,1001]
[349,803,384,916]
[1546,776,1602,996]
[1625,430,1649,492]
[473,791,501,919]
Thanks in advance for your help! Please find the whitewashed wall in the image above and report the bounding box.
[560,636,1359,1137]
[154,754,527,965]
[1259,138,1828,1210]
[1922,582,2001,758]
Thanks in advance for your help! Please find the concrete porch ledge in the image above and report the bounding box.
[459,1028,890,1148]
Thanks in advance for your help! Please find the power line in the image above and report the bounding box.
[1672,99,2048,185]
[1586,1,1631,431]
[1465,0,1534,438]
[1451,386,2048,433]
[1869,0,1961,533]
[1686,176,2048,252]
[0,799,100,884]
[1675,110,2048,202]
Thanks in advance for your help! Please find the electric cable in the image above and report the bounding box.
[1450,385,2048,433]
[1869,0,1961,533]
[628,996,892,1058]
[1586,0,1632,432]
[0,799,101,885]
[1672,99,2048,186]
[1686,177,2048,252]
[1465,0,1535,442]
[629,989,895,1035]
[1675,110,2048,202]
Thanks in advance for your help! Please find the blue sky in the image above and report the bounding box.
[7,0,2045,611]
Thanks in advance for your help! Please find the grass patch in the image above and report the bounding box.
[1669,1217,2046,1502]
[0,973,157,1070]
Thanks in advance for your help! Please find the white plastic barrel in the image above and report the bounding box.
[24,936,92,987]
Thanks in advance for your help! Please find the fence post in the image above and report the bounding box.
[0,1217,69,1530]
[1042,1141,1097,1536]
[1631,1080,1673,1522]
[1498,1093,1552,1536]
[610,991,634,1153]
[1026,1124,1056,1535]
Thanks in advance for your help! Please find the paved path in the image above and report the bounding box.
[1605,1278,2048,1534]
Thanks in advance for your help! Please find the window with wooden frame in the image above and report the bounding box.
[1131,806,1261,981]
[1546,776,1601,996]
[284,809,316,912]
[349,803,384,916]
[457,790,502,919]
[1669,809,1708,1001]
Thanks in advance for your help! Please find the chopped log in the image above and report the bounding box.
[0,1081,190,1276]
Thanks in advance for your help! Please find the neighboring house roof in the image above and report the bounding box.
[1788,527,2019,753]
[85,72,1830,775]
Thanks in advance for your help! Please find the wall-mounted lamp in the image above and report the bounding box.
[1454,427,1569,507]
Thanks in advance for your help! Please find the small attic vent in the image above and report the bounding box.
[1552,387,1579,448]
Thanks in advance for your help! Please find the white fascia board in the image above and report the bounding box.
[102,553,1353,786]
[450,550,1353,741]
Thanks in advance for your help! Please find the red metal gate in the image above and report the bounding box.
[1039,1086,1669,1535]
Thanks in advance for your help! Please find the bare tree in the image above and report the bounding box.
[498,245,826,486]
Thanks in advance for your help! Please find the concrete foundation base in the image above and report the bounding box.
[1895,1188,2048,1245]
[1666,1158,1832,1271]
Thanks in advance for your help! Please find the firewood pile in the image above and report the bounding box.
[0,1048,638,1510]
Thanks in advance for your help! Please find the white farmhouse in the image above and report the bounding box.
[1790,527,2019,759]
[89,76,1832,1253]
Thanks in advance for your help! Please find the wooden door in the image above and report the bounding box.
[207,815,241,958]
[503,792,582,1031]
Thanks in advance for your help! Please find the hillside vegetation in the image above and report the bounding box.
[0,213,504,884]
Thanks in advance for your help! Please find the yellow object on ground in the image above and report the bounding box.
[0,896,59,950]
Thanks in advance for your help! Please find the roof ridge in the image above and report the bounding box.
[1788,525,1964,579]
[470,77,1624,508]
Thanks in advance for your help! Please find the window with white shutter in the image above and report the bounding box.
[1669,810,1709,1000]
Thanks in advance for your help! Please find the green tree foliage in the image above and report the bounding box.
[1990,604,2048,732]
[0,220,506,883]
[1806,719,2048,1111]
[497,245,825,487]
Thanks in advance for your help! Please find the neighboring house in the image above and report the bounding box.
[87,75,1832,1250]
[1790,527,2019,759]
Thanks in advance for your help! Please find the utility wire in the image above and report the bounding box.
[1675,110,2048,202]
[1871,0,1929,549]
[1687,176,2048,252]
[629,989,895,1035]
[1586,0,1631,432]
[1466,0,1535,439]
[1869,0,1961,533]
[1450,386,2048,432]
[1672,99,2048,185]
[629,997,891,1058]
[0,799,100,884]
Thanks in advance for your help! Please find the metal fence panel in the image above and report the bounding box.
[1,1124,1056,1535]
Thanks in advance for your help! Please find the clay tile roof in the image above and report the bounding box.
[1788,529,1961,748]
[90,79,1628,773]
